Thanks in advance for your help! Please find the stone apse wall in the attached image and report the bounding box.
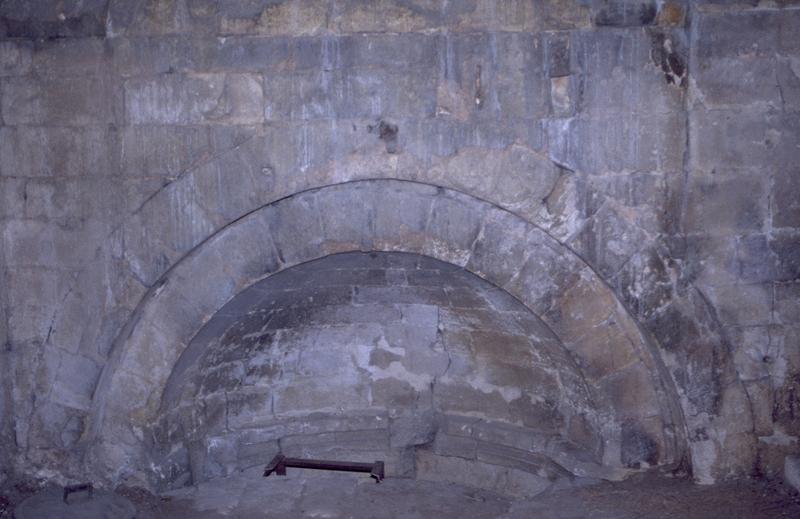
[0,0,798,491]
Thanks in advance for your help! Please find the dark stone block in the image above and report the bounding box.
[770,231,800,282]
[546,32,571,77]
[773,169,800,229]
[774,374,800,436]
[594,0,657,27]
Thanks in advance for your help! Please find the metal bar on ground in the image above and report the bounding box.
[263,454,385,482]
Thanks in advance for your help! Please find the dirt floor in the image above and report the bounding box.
[3,467,800,518]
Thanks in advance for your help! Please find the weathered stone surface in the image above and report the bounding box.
[786,455,800,493]
[416,450,553,498]
[126,73,264,125]
[593,0,657,27]
[1,76,114,126]
[2,0,796,493]
[0,40,32,76]
[0,0,107,38]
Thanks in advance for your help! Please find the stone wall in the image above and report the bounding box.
[153,252,606,495]
[0,0,797,488]
[685,3,800,477]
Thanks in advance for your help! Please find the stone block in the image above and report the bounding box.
[547,112,686,174]
[438,414,480,438]
[273,380,369,415]
[226,390,273,430]
[773,168,800,229]
[476,442,565,480]
[0,40,32,76]
[315,183,378,252]
[31,38,108,77]
[373,182,437,253]
[49,350,100,411]
[125,73,264,125]
[735,234,778,284]
[328,0,438,34]
[593,0,657,27]
[263,68,436,121]
[0,0,107,38]
[473,421,539,452]
[706,283,772,326]
[774,374,800,437]
[0,177,25,217]
[541,268,615,342]
[415,450,552,498]
[422,190,486,266]
[0,122,118,177]
[683,173,767,234]
[695,11,781,62]
[389,410,437,448]
[280,429,389,460]
[3,220,101,268]
[569,324,639,382]
[691,109,800,171]
[1,76,114,125]
[120,125,259,179]
[432,432,478,459]
[743,379,774,437]
[467,209,534,287]
[265,192,325,266]
[595,363,661,419]
[546,32,571,77]
[219,0,327,36]
[694,57,780,109]
[770,231,800,282]
[568,202,648,279]
[775,283,800,325]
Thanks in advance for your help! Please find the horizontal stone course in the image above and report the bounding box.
[125,73,265,125]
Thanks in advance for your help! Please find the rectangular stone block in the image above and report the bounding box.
[125,73,264,125]
[593,0,657,27]
[694,57,780,109]
[547,112,685,174]
[773,167,800,229]
[114,36,291,77]
[546,32,571,77]
[0,126,118,178]
[120,124,259,178]
[691,109,800,171]
[415,450,552,498]
[31,38,108,77]
[1,76,114,125]
[5,267,73,342]
[3,219,103,268]
[0,40,32,76]
[770,231,800,282]
[263,68,437,121]
[683,173,767,234]
[280,429,389,458]
[0,0,107,38]
[51,349,101,410]
[696,11,781,62]
[775,283,800,326]
[432,432,477,459]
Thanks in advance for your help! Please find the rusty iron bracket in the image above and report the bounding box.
[63,482,93,503]
[263,454,385,482]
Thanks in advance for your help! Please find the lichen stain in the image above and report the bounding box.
[649,31,687,87]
